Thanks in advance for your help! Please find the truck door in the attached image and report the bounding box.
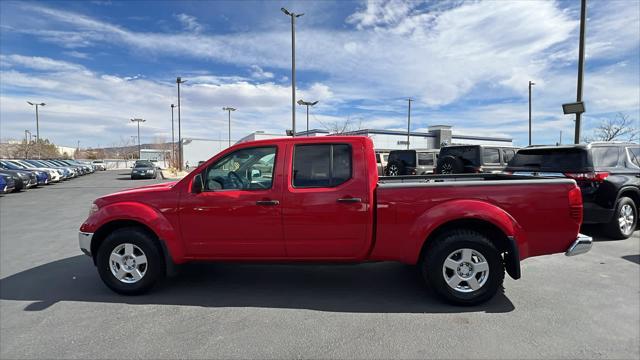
[179,145,285,257]
[283,142,372,258]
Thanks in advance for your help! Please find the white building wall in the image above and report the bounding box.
[368,133,436,150]
[451,137,513,146]
[182,138,229,169]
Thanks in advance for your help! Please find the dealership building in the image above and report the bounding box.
[181,126,513,167]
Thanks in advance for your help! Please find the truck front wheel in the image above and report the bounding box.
[422,229,504,305]
[96,227,164,295]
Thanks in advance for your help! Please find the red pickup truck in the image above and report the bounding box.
[79,136,592,305]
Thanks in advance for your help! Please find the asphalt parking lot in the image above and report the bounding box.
[0,170,638,359]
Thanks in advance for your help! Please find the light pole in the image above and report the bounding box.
[130,118,146,159]
[176,77,187,170]
[529,81,535,146]
[27,101,45,158]
[171,104,176,167]
[406,98,413,149]
[222,107,236,147]
[282,7,304,137]
[574,0,587,144]
[297,99,318,135]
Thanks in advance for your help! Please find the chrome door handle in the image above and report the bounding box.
[337,197,362,203]
[256,200,279,206]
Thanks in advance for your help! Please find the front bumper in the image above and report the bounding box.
[565,234,593,256]
[79,231,94,256]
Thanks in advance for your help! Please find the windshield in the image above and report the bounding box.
[439,146,480,166]
[507,148,590,172]
[388,150,416,167]
[135,162,152,168]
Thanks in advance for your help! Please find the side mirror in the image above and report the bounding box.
[251,169,261,178]
[191,173,203,194]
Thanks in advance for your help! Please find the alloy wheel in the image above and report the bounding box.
[442,248,490,293]
[109,243,148,284]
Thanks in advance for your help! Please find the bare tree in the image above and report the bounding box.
[317,115,363,134]
[586,112,639,142]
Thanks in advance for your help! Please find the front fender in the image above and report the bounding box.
[405,199,527,263]
[80,201,185,263]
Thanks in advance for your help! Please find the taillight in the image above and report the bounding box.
[568,186,583,223]
[564,171,609,182]
[503,171,513,175]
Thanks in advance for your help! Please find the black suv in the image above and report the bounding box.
[435,145,518,174]
[384,149,439,176]
[505,142,639,239]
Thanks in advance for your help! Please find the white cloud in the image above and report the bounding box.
[174,13,204,33]
[0,55,332,145]
[249,65,274,80]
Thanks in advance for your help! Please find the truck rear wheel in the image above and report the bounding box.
[422,229,504,305]
[96,227,164,295]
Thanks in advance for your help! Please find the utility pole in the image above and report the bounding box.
[24,130,31,159]
[222,107,236,147]
[282,8,304,137]
[529,81,535,146]
[130,118,146,159]
[176,77,187,170]
[406,98,413,149]
[27,101,45,158]
[574,0,587,144]
[297,99,318,135]
[171,104,176,168]
[560,130,563,145]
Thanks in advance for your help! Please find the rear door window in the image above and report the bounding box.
[483,148,500,164]
[417,152,434,166]
[293,144,352,188]
[627,147,640,167]
[591,147,620,168]
[502,149,516,164]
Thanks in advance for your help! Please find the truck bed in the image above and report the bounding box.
[373,173,580,263]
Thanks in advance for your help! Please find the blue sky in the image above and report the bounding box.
[1,0,638,148]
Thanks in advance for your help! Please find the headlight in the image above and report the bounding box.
[89,203,99,217]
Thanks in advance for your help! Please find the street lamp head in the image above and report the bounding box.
[176,77,187,84]
[529,81,535,86]
[40,103,46,106]
[223,107,236,112]
[171,104,175,108]
[296,13,304,18]
[281,7,291,15]
[130,118,146,123]
[297,99,305,105]
[27,101,34,106]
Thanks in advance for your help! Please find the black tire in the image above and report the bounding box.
[436,155,465,174]
[602,197,637,240]
[385,161,405,176]
[421,229,504,306]
[96,227,164,295]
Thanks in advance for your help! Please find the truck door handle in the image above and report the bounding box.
[337,197,362,203]
[256,200,279,206]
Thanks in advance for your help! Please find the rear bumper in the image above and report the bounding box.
[79,231,93,257]
[583,202,615,224]
[565,234,593,256]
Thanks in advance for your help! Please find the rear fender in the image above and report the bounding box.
[81,202,185,264]
[405,199,527,264]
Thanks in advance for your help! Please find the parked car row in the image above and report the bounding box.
[377,142,639,240]
[0,158,98,194]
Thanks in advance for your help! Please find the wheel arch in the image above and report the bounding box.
[617,186,640,209]
[417,218,521,280]
[91,220,177,276]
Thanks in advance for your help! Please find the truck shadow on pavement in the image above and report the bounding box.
[0,255,515,314]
